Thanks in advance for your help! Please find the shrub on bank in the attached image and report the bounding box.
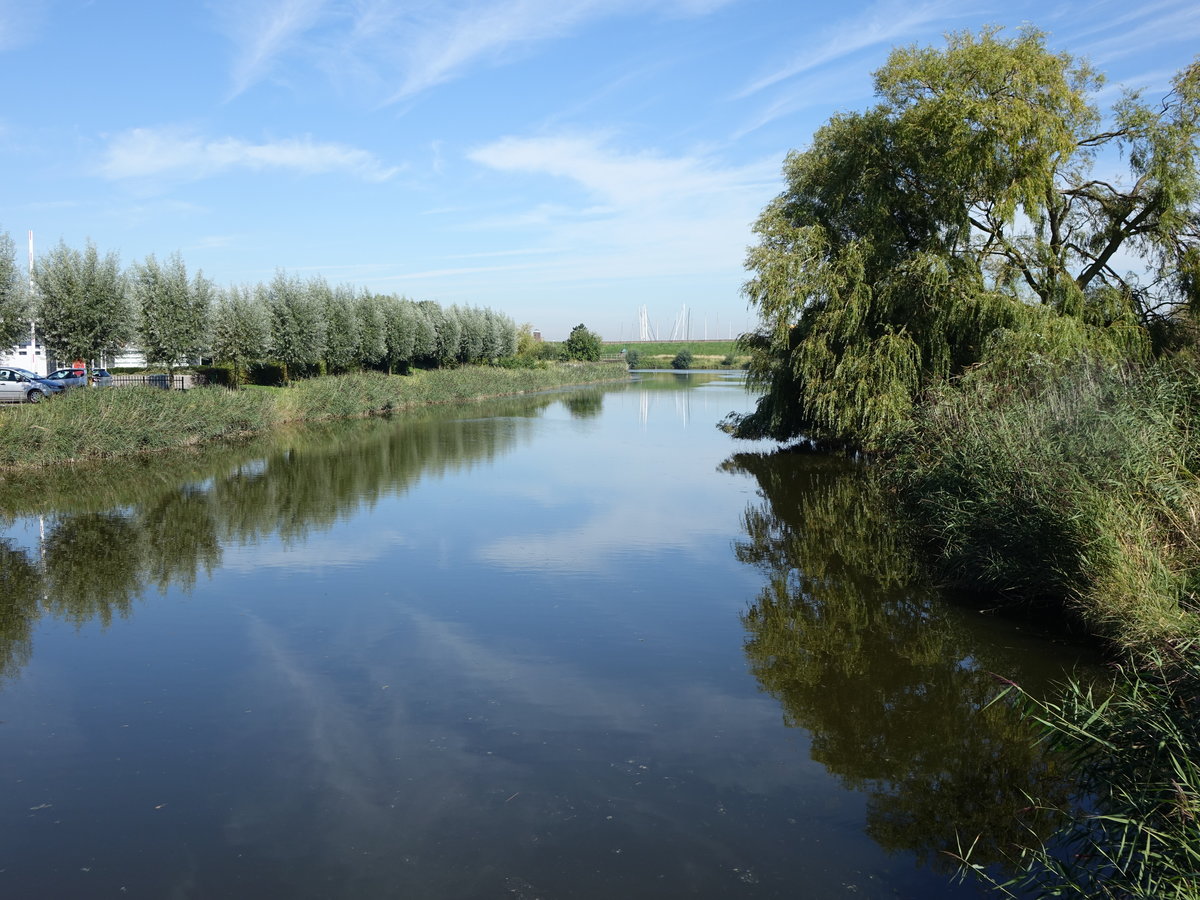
[195,364,237,387]
[247,361,287,386]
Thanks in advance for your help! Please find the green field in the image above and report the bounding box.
[601,340,745,367]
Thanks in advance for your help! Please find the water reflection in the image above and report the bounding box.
[0,375,1096,897]
[726,450,1082,874]
[0,393,560,682]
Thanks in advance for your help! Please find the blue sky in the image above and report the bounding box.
[2,0,1197,340]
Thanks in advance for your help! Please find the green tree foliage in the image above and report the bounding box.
[564,323,602,361]
[515,322,539,357]
[409,301,438,365]
[355,292,388,369]
[416,300,454,366]
[131,252,213,376]
[671,348,693,369]
[211,285,270,385]
[486,308,518,360]
[265,270,327,381]
[733,28,1200,450]
[321,283,361,374]
[454,305,482,364]
[382,296,417,372]
[0,230,30,352]
[34,239,132,363]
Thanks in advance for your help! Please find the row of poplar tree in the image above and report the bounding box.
[0,233,520,379]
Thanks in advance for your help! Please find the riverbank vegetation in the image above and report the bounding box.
[731,26,1200,897]
[603,339,746,369]
[733,26,1200,649]
[0,361,627,469]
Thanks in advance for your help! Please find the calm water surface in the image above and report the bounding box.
[0,373,1090,898]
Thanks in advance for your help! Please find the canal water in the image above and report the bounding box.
[0,373,1090,898]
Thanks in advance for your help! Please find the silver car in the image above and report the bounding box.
[45,367,89,390]
[0,367,65,403]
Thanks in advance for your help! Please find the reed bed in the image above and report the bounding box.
[0,361,628,469]
[892,357,1200,656]
[960,645,1200,899]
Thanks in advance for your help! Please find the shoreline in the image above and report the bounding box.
[0,362,630,471]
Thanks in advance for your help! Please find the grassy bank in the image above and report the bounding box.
[602,339,747,369]
[887,357,1200,897]
[0,361,628,469]
[891,357,1200,658]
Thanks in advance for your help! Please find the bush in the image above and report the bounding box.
[247,361,286,386]
[494,355,547,370]
[195,364,237,387]
[625,349,641,368]
[671,349,694,370]
[564,324,602,361]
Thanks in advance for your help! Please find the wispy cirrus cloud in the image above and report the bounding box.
[215,0,735,102]
[731,58,875,139]
[99,126,402,182]
[0,0,45,51]
[457,132,778,286]
[469,133,770,207]
[736,0,977,98]
[1068,0,1200,63]
[218,0,330,98]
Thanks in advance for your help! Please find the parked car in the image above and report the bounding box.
[45,367,89,390]
[89,368,113,386]
[0,367,66,403]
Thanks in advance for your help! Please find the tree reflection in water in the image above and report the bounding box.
[725,449,1083,875]
[0,394,555,683]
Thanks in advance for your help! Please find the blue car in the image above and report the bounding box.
[44,367,89,390]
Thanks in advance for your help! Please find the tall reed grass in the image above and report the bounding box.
[892,356,1200,656]
[958,643,1200,899]
[0,362,628,468]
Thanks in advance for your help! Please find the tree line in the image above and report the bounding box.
[0,236,521,381]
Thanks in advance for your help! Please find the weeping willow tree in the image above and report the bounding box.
[732,28,1200,450]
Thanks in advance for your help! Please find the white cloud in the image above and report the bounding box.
[219,0,330,97]
[1071,2,1200,63]
[98,127,402,182]
[732,59,875,139]
[0,0,44,51]
[215,0,735,102]
[448,133,779,289]
[469,134,771,208]
[374,0,673,102]
[736,0,977,98]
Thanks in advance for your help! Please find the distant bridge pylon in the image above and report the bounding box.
[637,305,656,341]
